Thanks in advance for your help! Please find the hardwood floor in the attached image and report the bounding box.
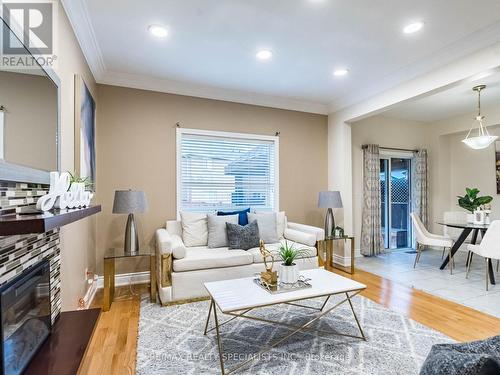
[78,285,148,375]
[78,269,500,375]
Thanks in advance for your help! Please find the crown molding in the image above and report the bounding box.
[60,0,328,115]
[61,0,106,81]
[99,70,330,114]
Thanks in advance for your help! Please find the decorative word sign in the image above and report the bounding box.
[36,172,93,212]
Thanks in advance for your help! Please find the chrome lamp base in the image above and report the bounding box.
[124,213,139,255]
[324,208,335,239]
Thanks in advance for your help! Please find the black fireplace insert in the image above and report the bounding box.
[0,260,51,375]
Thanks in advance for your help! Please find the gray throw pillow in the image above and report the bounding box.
[247,212,279,243]
[207,214,239,248]
[226,221,260,250]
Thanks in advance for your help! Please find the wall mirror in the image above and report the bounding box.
[0,17,60,184]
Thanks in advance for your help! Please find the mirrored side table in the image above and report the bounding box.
[317,236,355,274]
[103,246,157,311]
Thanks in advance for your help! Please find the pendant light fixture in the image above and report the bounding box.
[462,85,498,150]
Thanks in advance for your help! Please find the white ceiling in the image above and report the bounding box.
[381,70,500,122]
[63,0,500,114]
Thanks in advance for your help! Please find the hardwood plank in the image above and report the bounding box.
[79,285,147,375]
[79,269,500,374]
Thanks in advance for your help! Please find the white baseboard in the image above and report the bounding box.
[78,275,98,310]
[332,254,352,267]
[96,271,151,289]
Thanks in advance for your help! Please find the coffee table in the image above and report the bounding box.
[203,268,367,375]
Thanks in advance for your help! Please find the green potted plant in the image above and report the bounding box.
[68,171,94,192]
[457,187,492,222]
[277,241,309,284]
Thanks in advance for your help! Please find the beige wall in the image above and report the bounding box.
[96,84,328,274]
[427,105,500,233]
[52,2,98,311]
[0,71,57,170]
[351,115,432,247]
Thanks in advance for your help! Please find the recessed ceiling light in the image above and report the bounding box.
[333,68,349,77]
[256,49,273,60]
[403,22,424,34]
[148,25,168,38]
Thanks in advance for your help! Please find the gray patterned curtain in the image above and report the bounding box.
[361,144,383,256]
[412,149,428,243]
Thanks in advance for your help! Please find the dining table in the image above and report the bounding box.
[437,221,495,285]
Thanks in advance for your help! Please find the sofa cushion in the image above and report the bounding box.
[226,220,260,250]
[247,240,317,264]
[207,214,239,248]
[217,208,251,226]
[180,212,208,247]
[173,247,253,272]
[247,212,278,243]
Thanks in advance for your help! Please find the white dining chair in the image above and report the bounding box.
[442,211,471,258]
[466,220,500,291]
[411,213,454,272]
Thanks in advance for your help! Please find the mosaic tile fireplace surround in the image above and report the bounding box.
[0,181,61,325]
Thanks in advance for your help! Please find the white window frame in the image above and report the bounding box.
[176,128,280,217]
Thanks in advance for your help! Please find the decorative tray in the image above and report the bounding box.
[253,275,312,294]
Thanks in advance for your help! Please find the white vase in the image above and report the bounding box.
[279,263,299,284]
[466,213,474,223]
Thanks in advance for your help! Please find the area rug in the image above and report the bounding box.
[136,294,453,375]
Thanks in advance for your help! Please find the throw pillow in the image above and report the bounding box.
[180,212,208,247]
[217,208,251,226]
[226,220,260,250]
[247,212,279,244]
[256,211,287,239]
[207,214,239,248]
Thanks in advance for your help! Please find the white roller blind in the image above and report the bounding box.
[177,129,278,213]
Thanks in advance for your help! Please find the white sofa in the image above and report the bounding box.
[155,217,324,304]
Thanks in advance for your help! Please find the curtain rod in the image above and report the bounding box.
[361,145,418,153]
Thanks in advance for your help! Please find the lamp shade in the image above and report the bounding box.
[112,190,148,214]
[318,191,343,209]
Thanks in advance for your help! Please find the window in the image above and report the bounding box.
[177,128,279,214]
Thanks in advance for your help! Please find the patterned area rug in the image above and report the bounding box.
[136,294,453,375]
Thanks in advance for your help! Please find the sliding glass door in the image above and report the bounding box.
[380,157,412,249]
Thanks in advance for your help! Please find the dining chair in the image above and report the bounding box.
[466,220,500,291]
[442,211,471,258]
[410,213,454,272]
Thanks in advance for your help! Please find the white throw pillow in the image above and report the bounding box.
[180,212,208,247]
[247,212,278,244]
[255,211,287,239]
[207,214,239,248]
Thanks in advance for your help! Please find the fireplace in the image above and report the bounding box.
[0,260,51,375]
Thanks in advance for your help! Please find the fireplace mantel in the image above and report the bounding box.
[0,205,101,235]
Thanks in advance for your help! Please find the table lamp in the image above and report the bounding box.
[318,191,343,238]
[113,190,148,255]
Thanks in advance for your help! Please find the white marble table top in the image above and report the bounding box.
[204,268,366,313]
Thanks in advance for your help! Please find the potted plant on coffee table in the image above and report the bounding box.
[277,241,309,284]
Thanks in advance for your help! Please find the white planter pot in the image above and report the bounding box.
[279,263,299,284]
[466,213,475,223]
[70,182,85,193]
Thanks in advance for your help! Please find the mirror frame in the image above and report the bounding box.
[0,16,60,185]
